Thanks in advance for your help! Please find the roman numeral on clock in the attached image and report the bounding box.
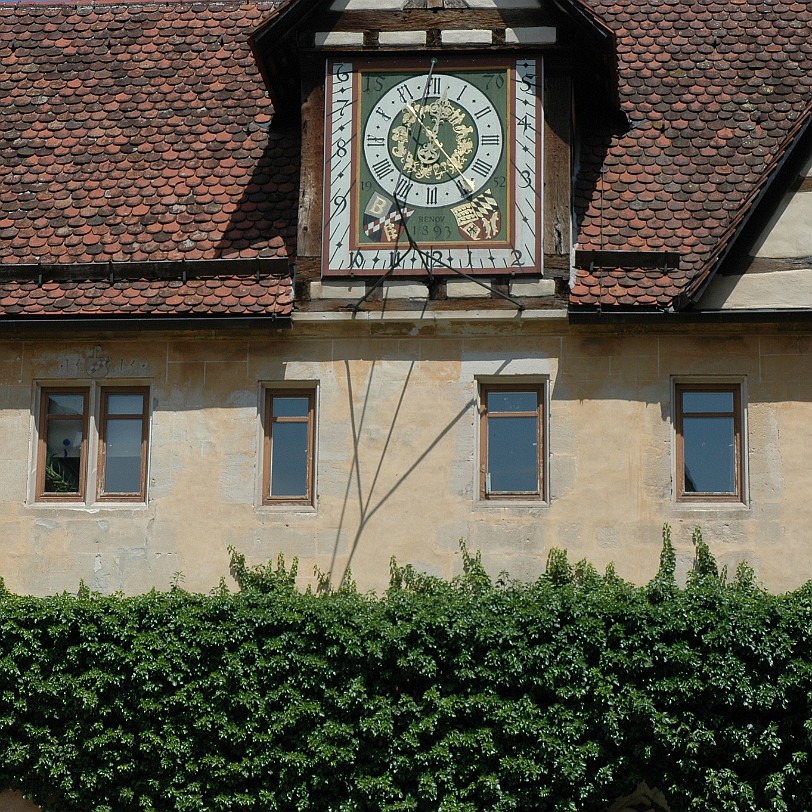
[372,159,395,179]
[366,135,385,147]
[472,158,493,177]
[395,177,413,198]
[480,134,500,146]
[425,186,438,205]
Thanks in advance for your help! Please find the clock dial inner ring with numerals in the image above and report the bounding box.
[363,74,503,209]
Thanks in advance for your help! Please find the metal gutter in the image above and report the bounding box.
[0,315,292,334]
[569,307,812,325]
[0,257,290,282]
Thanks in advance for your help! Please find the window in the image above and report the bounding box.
[263,389,315,505]
[36,386,149,503]
[479,384,544,500]
[675,383,744,502]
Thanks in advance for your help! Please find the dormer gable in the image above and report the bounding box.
[250,0,619,310]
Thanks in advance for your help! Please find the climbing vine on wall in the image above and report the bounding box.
[0,528,811,811]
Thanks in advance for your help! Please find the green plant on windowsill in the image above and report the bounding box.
[44,453,80,493]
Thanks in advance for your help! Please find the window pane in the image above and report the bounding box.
[106,394,144,415]
[270,422,309,497]
[45,419,83,493]
[488,415,538,493]
[683,416,736,493]
[47,394,84,416]
[103,419,142,493]
[487,391,537,413]
[682,391,734,413]
[272,397,310,418]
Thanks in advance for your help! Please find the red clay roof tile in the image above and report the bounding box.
[0,0,293,319]
[572,0,812,309]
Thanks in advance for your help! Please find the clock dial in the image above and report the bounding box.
[323,58,541,277]
[363,74,503,209]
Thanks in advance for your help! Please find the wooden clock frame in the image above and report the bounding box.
[322,56,543,278]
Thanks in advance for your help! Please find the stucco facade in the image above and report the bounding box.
[3,316,811,596]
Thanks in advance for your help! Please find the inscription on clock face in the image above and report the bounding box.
[322,58,542,277]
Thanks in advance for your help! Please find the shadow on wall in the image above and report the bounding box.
[329,358,475,586]
[0,791,40,811]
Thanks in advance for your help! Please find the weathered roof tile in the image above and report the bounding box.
[572,0,812,309]
[0,0,294,319]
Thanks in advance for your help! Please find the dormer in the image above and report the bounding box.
[250,0,617,309]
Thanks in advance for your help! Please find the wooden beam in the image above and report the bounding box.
[297,58,326,268]
[318,9,558,31]
[543,68,572,257]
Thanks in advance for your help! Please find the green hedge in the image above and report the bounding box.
[1,528,812,811]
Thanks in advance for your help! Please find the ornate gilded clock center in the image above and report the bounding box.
[391,95,475,183]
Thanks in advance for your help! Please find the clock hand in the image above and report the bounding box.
[431,92,446,136]
[404,102,476,193]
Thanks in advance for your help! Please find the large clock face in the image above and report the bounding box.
[363,74,503,210]
[323,58,541,278]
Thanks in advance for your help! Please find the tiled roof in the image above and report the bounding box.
[0,0,296,318]
[571,0,812,309]
[0,273,292,319]
[3,0,810,316]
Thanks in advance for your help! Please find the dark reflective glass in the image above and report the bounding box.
[488,416,538,493]
[487,391,537,413]
[682,391,734,413]
[103,420,142,493]
[272,397,309,418]
[107,394,144,416]
[683,416,735,493]
[271,422,308,497]
[47,394,84,417]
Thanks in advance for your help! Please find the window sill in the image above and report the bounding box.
[474,498,549,511]
[27,500,150,511]
[672,499,749,511]
[257,503,318,515]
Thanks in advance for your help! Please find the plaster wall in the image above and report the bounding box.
[1,321,812,595]
[699,268,812,310]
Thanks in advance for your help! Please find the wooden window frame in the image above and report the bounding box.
[263,389,316,506]
[479,383,544,501]
[36,387,89,502]
[97,387,150,502]
[35,385,149,504]
[675,383,744,503]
